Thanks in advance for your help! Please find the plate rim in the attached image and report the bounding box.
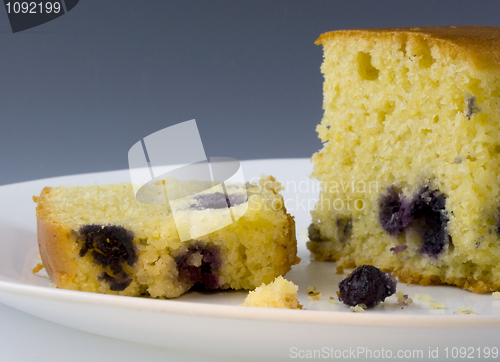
[1,158,499,331]
[1,279,498,329]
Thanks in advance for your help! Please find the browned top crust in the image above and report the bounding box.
[316,26,500,70]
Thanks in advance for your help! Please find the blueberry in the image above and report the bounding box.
[379,185,449,258]
[378,186,412,237]
[308,223,322,242]
[411,187,449,257]
[336,217,352,243]
[338,265,397,308]
[78,224,136,291]
[79,225,136,272]
[465,96,480,121]
[99,272,133,291]
[191,192,247,210]
[174,243,221,290]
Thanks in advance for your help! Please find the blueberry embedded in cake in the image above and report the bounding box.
[308,26,500,293]
[34,176,299,298]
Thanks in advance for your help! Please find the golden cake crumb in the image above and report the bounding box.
[308,293,323,301]
[350,304,366,313]
[31,263,44,274]
[429,302,445,309]
[306,285,318,294]
[455,306,476,315]
[241,276,302,309]
[413,293,433,303]
[395,291,413,306]
[493,291,500,299]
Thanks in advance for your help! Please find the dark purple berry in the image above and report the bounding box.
[308,223,322,242]
[99,272,133,291]
[465,96,480,121]
[410,187,449,257]
[191,192,247,210]
[338,265,397,308]
[336,217,352,243]
[378,187,412,237]
[78,225,137,291]
[390,244,407,255]
[79,225,137,272]
[175,243,221,289]
[379,185,449,258]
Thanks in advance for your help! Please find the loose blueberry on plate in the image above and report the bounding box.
[338,265,397,308]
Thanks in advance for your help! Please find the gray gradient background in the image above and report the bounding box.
[1,0,500,185]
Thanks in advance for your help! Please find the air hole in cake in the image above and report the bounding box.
[414,40,435,69]
[357,51,379,81]
[336,217,353,243]
[398,38,407,56]
[174,243,221,290]
[78,225,137,273]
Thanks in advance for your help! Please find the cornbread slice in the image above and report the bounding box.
[308,26,500,293]
[35,176,298,298]
[241,276,301,309]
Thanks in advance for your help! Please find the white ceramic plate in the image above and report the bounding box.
[1,158,500,359]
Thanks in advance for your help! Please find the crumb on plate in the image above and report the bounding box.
[32,263,44,274]
[395,291,413,306]
[429,302,445,309]
[241,276,302,309]
[413,293,433,303]
[455,306,476,315]
[350,304,366,313]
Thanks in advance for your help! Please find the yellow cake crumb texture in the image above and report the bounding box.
[241,276,301,309]
[429,302,445,309]
[350,304,366,313]
[455,306,476,315]
[31,263,44,274]
[395,291,413,306]
[413,294,434,303]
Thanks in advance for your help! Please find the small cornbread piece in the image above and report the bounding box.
[395,291,413,306]
[429,302,445,309]
[241,276,301,309]
[35,176,298,298]
[309,26,500,293]
[456,306,476,315]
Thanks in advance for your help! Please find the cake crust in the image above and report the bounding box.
[316,26,500,69]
